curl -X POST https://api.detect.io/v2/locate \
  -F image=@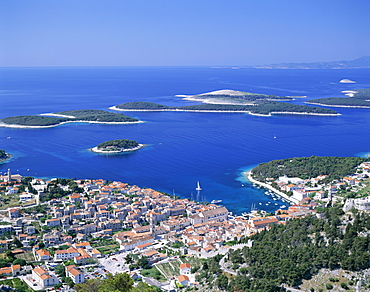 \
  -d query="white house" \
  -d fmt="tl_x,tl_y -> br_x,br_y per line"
120,235 -> 154,252
179,263 -> 191,275
54,247 -> 80,261
32,266 -> 59,288
66,265 -> 85,284
36,249 -> 51,261
292,189 -> 307,202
